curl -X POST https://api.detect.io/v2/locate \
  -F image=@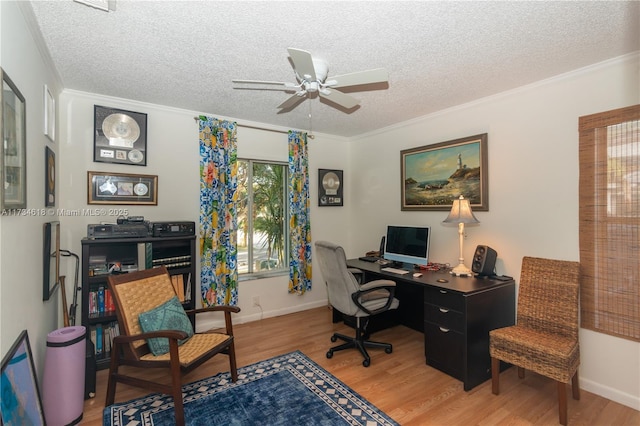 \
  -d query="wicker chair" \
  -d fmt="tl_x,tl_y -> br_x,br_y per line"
105,266 -> 240,425
489,256 -> 580,425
